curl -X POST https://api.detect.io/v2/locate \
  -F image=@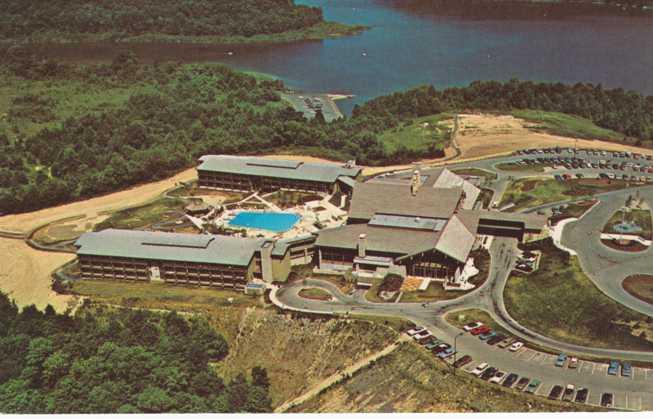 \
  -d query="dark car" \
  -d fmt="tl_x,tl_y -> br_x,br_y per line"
515,377 -> 530,391
548,385 -> 564,400
480,367 -> 498,381
601,393 -> 613,408
432,344 -> 450,354
502,373 -> 519,388
453,355 -> 472,368
574,388 -> 589,404
487,334 -> 505,345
